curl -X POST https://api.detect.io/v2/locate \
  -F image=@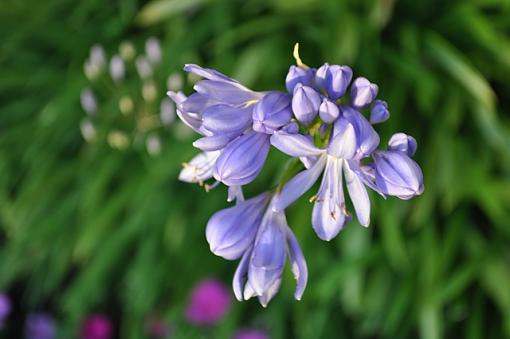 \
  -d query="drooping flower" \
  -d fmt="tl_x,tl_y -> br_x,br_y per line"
206,193 -> 270,260
25,313 -> 56,339
80,314 -> 112,339
185,279 -> 231,326
232,199 -> 307,307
